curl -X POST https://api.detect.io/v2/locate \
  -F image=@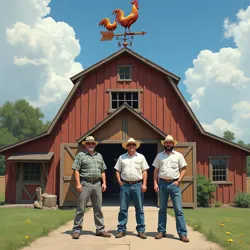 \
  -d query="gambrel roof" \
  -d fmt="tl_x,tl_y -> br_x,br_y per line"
0,48 -> 249,154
